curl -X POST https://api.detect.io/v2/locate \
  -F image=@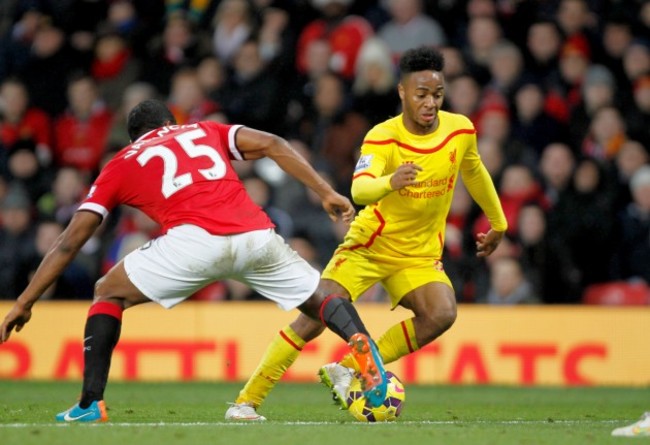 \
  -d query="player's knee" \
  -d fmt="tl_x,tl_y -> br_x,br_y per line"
93,276 -> 119,302
291,314 -> 325,342
435,305 -> 457,332
420,304 -> 457,335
